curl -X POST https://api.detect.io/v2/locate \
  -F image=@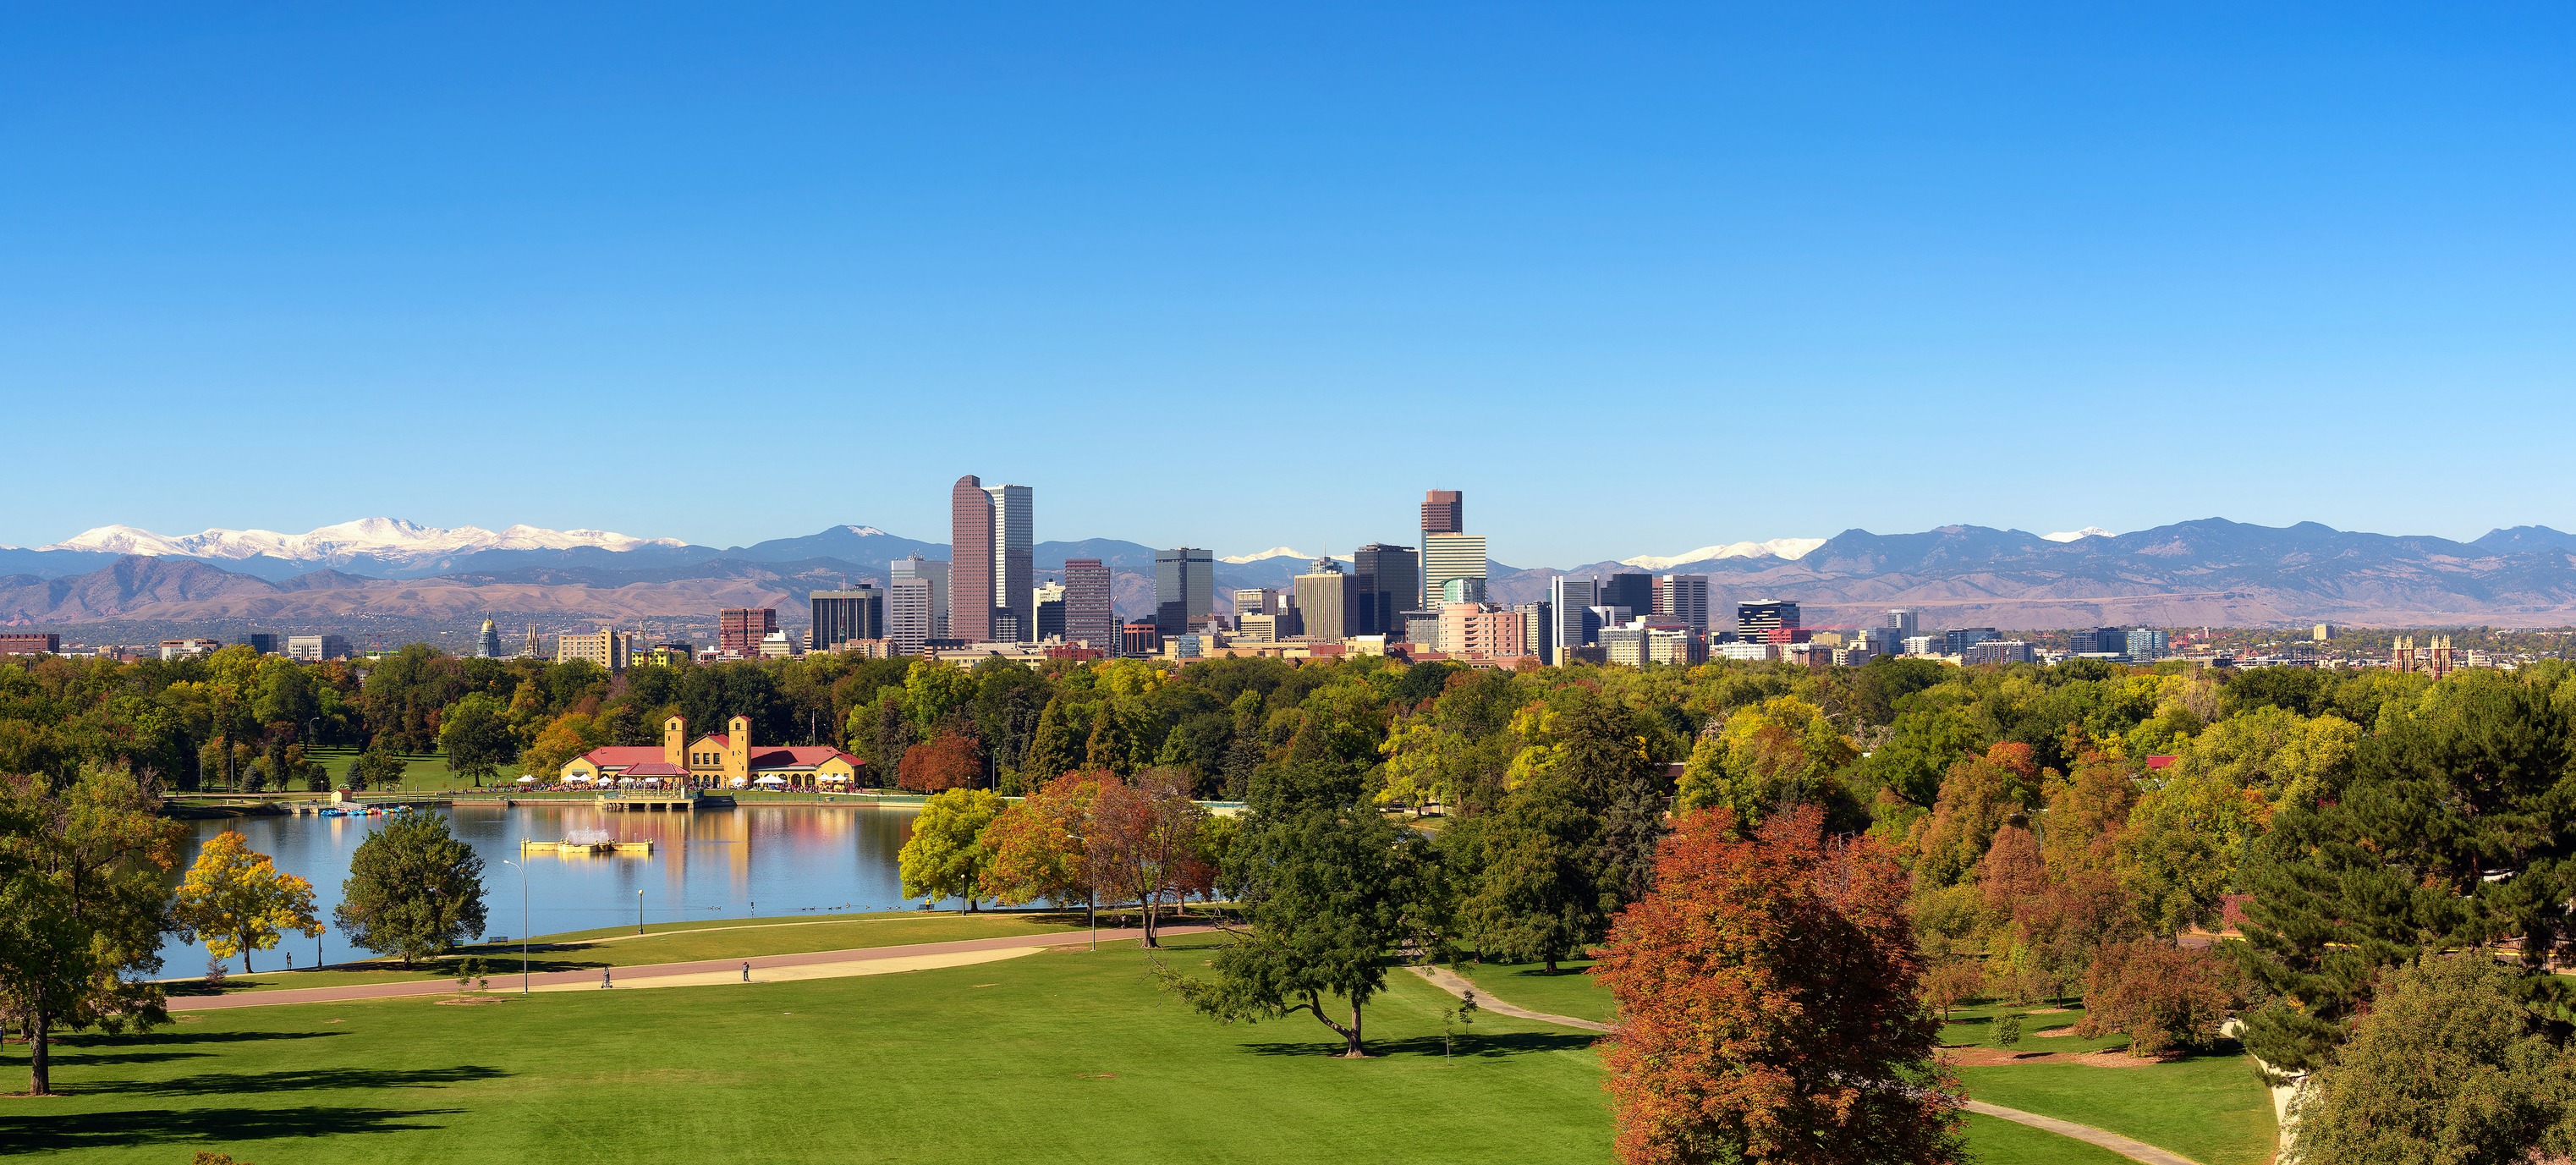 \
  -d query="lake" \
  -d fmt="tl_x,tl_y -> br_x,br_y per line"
163,804 -> 927,974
